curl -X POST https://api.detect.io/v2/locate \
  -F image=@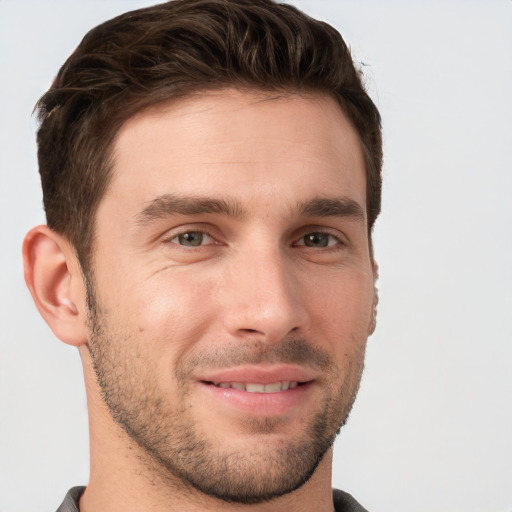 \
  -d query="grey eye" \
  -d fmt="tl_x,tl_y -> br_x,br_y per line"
173,231 -> 208,246
297,232 -> 339,248
303,233 -> 329,247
